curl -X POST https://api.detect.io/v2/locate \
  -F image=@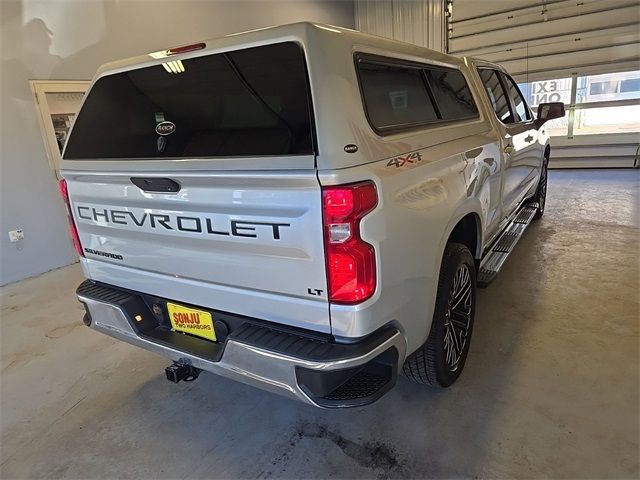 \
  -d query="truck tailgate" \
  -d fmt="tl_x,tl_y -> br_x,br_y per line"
66,171 -> 330,332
